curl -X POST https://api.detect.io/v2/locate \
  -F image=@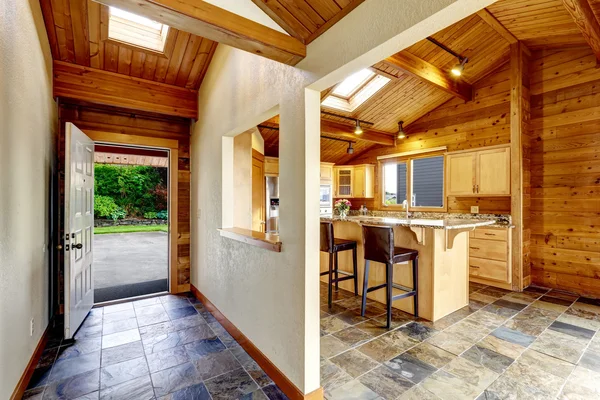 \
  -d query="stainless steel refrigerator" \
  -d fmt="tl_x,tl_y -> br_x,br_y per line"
265,176 -> 279,233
